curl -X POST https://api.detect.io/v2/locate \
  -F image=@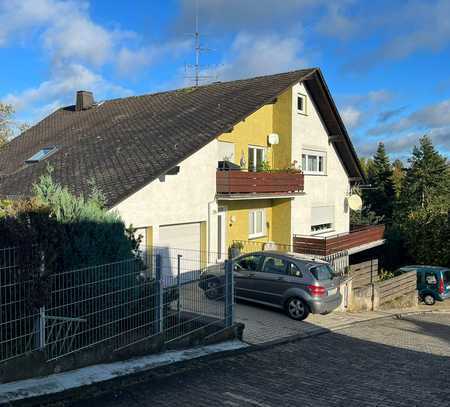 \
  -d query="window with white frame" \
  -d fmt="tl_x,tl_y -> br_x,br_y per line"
248,146 -> 266,172
301,150 -> 326,174
249,208 -> 266,239
297,93 -> 307,114
311,206 -> 334,234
